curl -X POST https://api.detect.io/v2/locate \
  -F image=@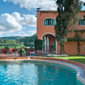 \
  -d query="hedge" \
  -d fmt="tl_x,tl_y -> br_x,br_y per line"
67,38 -> 85,41
34,39 -> 42,50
